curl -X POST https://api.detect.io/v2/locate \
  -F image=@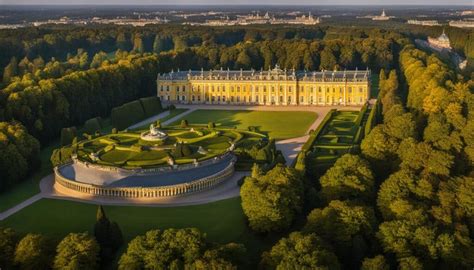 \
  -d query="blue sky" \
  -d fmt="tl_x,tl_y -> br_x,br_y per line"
2,0 -> 472,5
